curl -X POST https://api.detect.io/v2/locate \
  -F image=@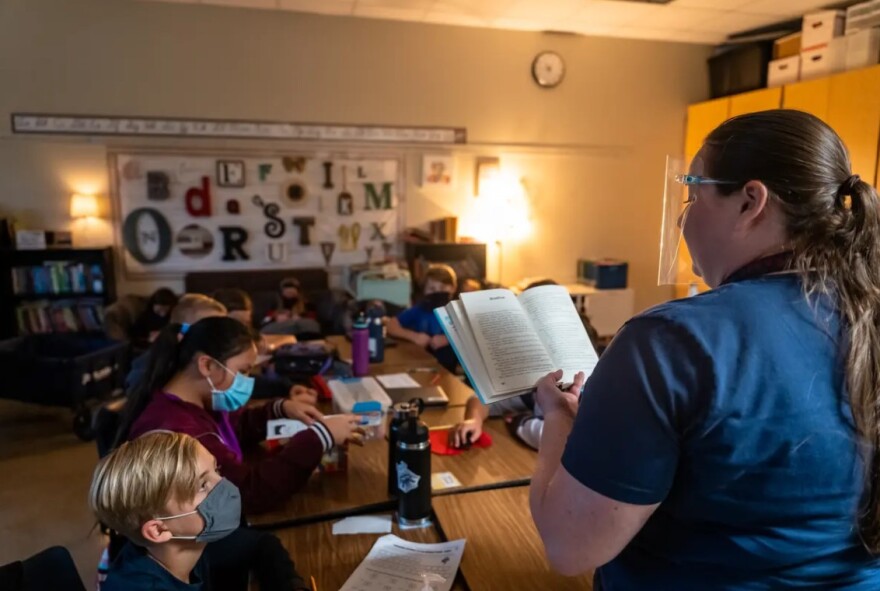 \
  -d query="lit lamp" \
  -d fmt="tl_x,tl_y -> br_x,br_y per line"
70,193 -> 99,219
469,171 -> 531,284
